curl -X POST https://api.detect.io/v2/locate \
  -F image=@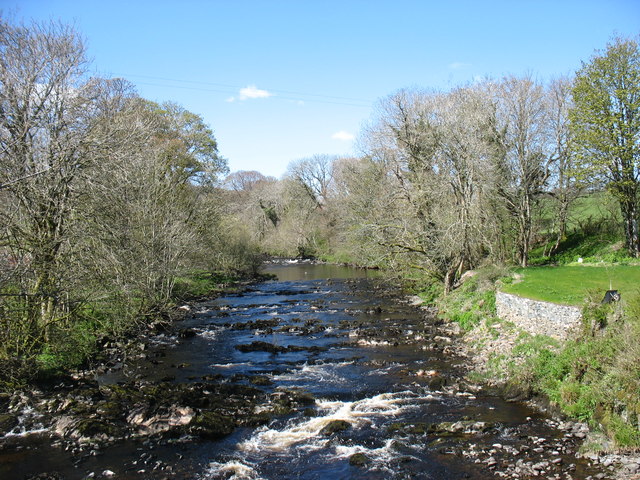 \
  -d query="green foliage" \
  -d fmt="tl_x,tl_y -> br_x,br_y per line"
529,191 -> 625,266
570,35 -> 640,257
436,266 -> 506,331
416,280 -> 445,305
173,271 -> 241,300
605,413 -> 640,448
